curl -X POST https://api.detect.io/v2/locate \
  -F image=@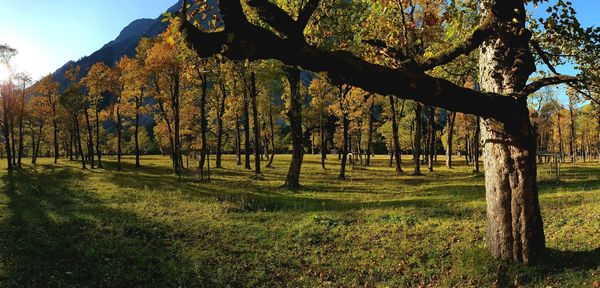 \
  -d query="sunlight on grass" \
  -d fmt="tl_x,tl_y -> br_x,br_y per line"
0,155 -> 598,287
